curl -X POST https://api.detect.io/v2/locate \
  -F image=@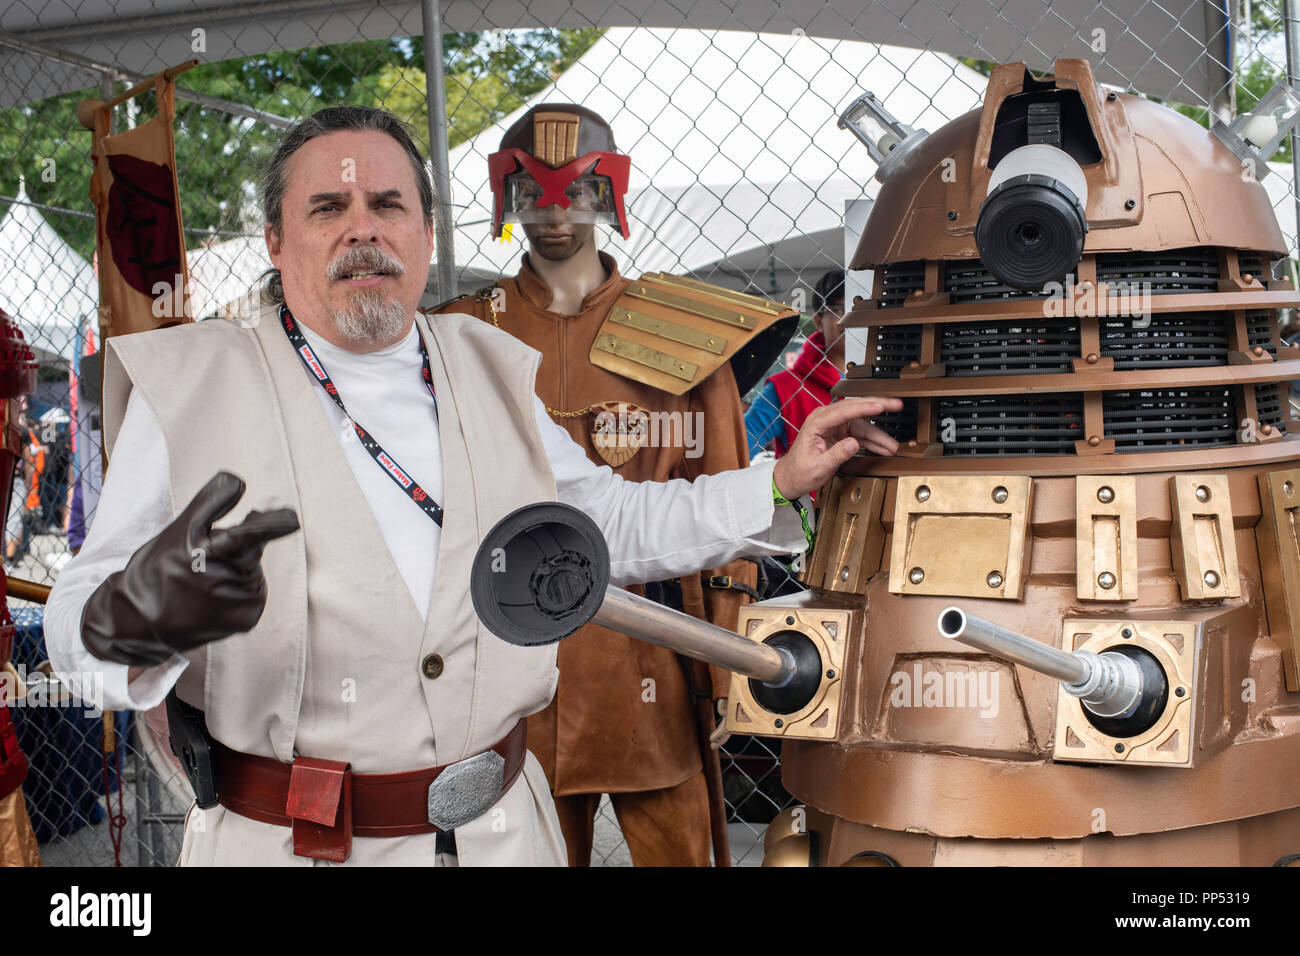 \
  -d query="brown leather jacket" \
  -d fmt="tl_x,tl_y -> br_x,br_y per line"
428,252 -> 757,795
